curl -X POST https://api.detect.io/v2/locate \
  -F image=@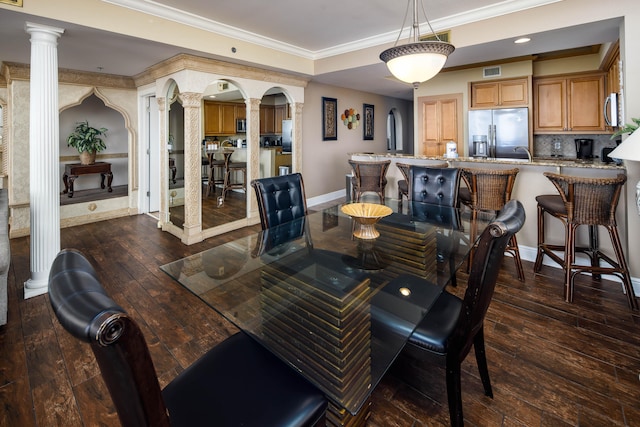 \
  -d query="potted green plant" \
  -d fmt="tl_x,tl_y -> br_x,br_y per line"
67,120 -> 108,165
611,117 -> 640,138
